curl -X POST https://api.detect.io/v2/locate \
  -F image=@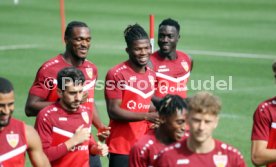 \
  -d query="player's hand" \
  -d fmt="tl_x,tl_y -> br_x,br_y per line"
81,91 -> 88,104
145,112 -> 159,123
72,125 -> 90,145
90,141 -> 109,156
97,126 -> 111,142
